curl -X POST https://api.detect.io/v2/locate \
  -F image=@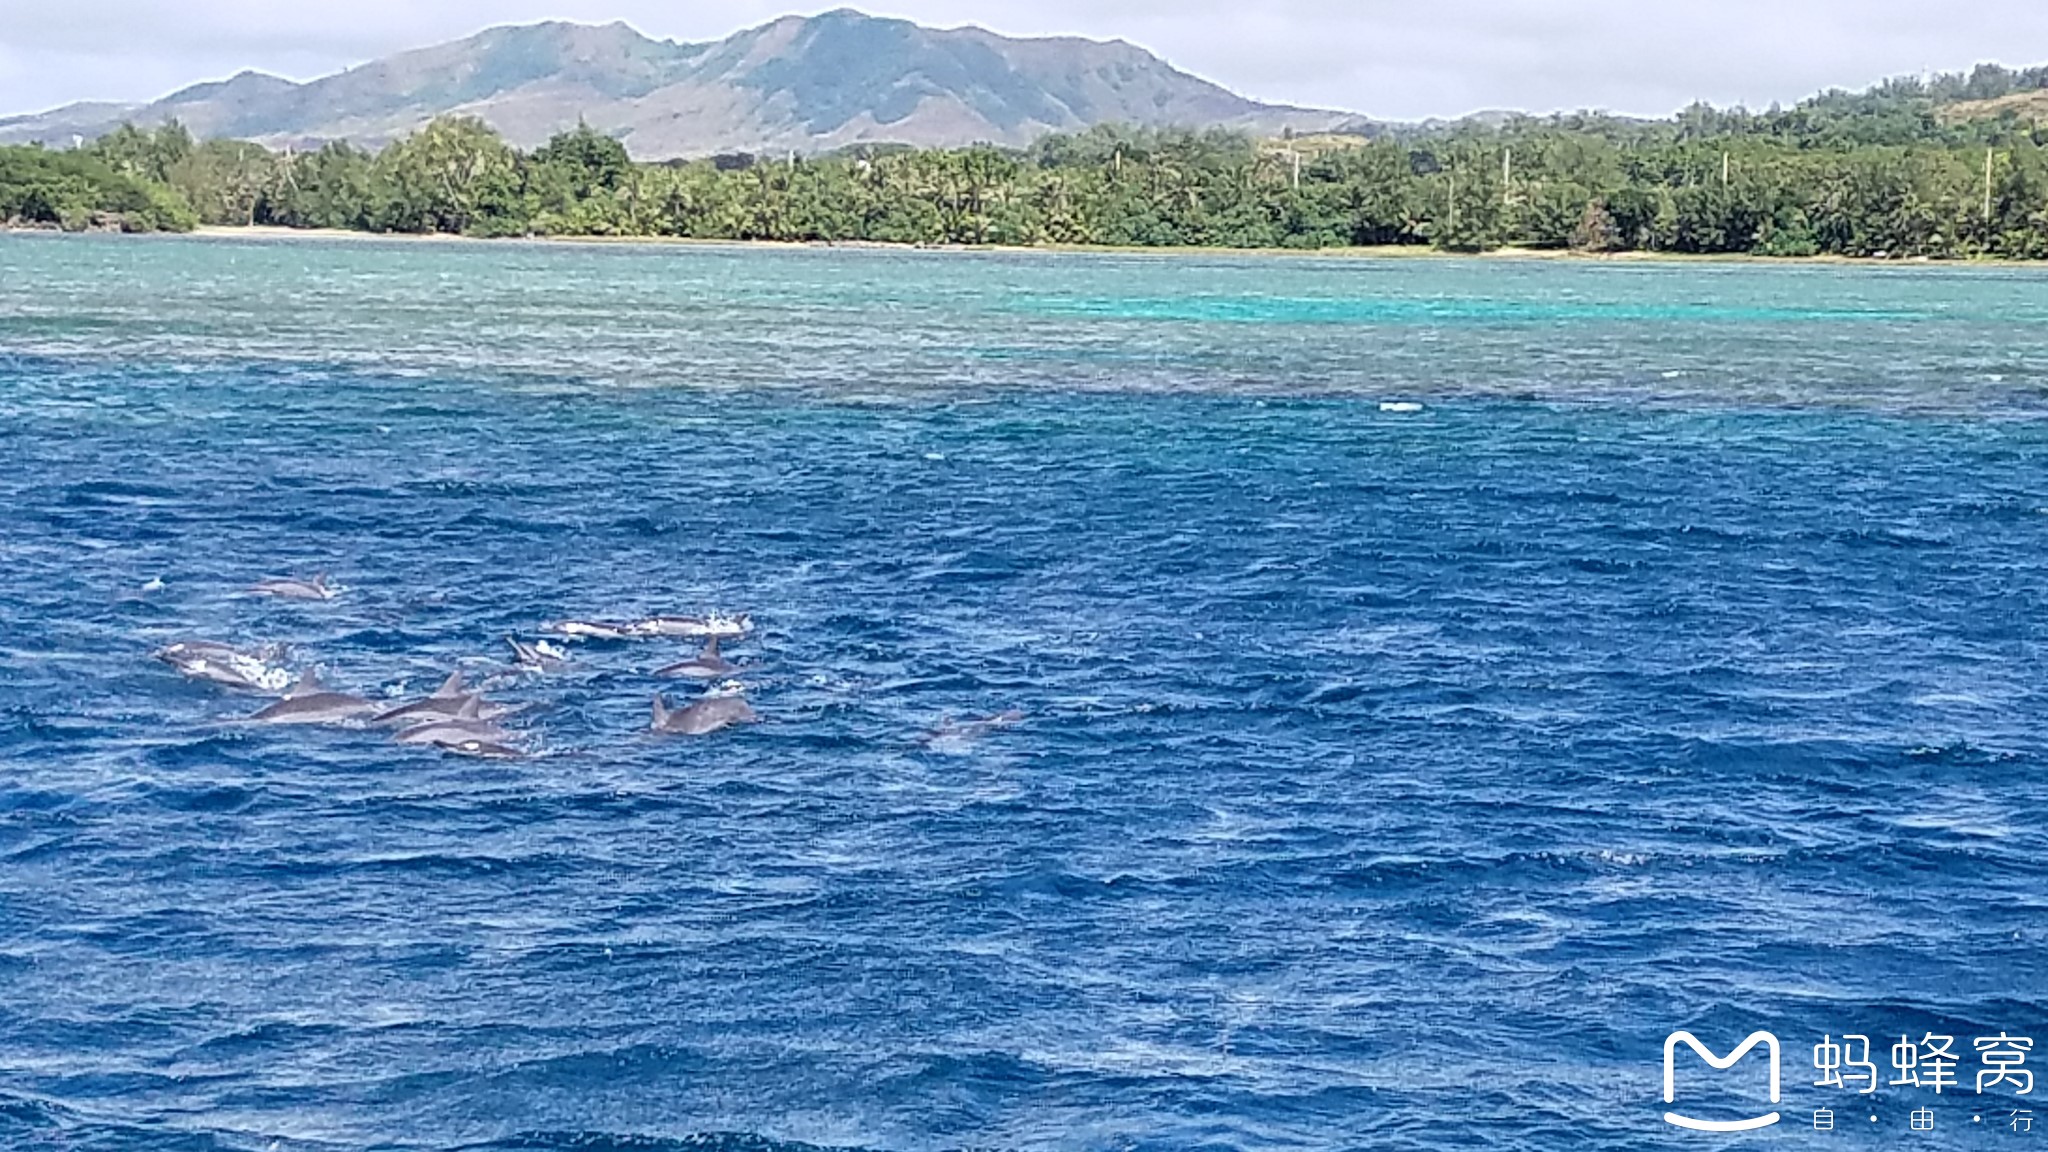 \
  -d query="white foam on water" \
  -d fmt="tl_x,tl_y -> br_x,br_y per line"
1893,811 -> 2011,839
223,654 -> 295,693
